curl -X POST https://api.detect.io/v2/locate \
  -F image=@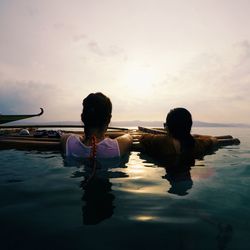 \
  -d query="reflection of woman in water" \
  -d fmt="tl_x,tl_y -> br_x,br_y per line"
79,156 -> 129,225
161,153 -> 195,196
81,164 -> 115,225
68,156 -> 129,225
